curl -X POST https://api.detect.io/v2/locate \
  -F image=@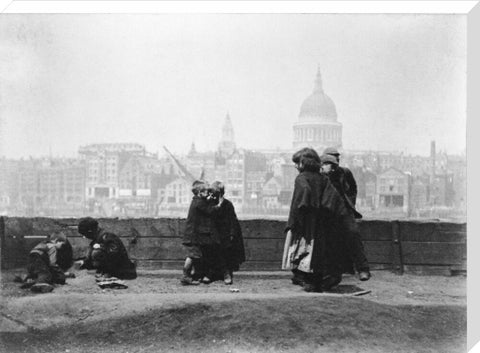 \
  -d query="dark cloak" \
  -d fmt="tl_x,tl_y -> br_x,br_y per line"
84,229 -> 136,279
286,171 -> 354,276
213,198 -> 246,272
327,167 -> 362,219
183,196 -> 220,246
